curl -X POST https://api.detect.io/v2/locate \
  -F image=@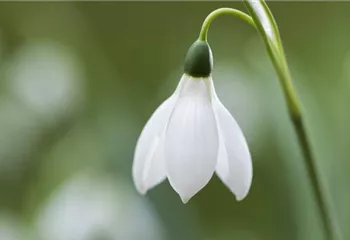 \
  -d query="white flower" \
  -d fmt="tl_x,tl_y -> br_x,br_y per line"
132,74 -> 252,203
